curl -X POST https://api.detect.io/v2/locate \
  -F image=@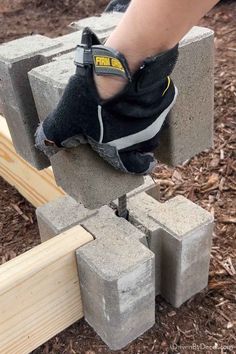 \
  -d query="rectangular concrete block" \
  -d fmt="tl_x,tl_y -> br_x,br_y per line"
82,205 -> 148,246
37,200 -> 154,349
123,193 -> 163,295
76,206 -> 155,350
36,195 -> 97,242
127,193 -> 214,307
155,26 -> 214,165
0,32 -> 84,169
69,12 -> 123,40
29,56 -> 143,209
0,35 -> 60,168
